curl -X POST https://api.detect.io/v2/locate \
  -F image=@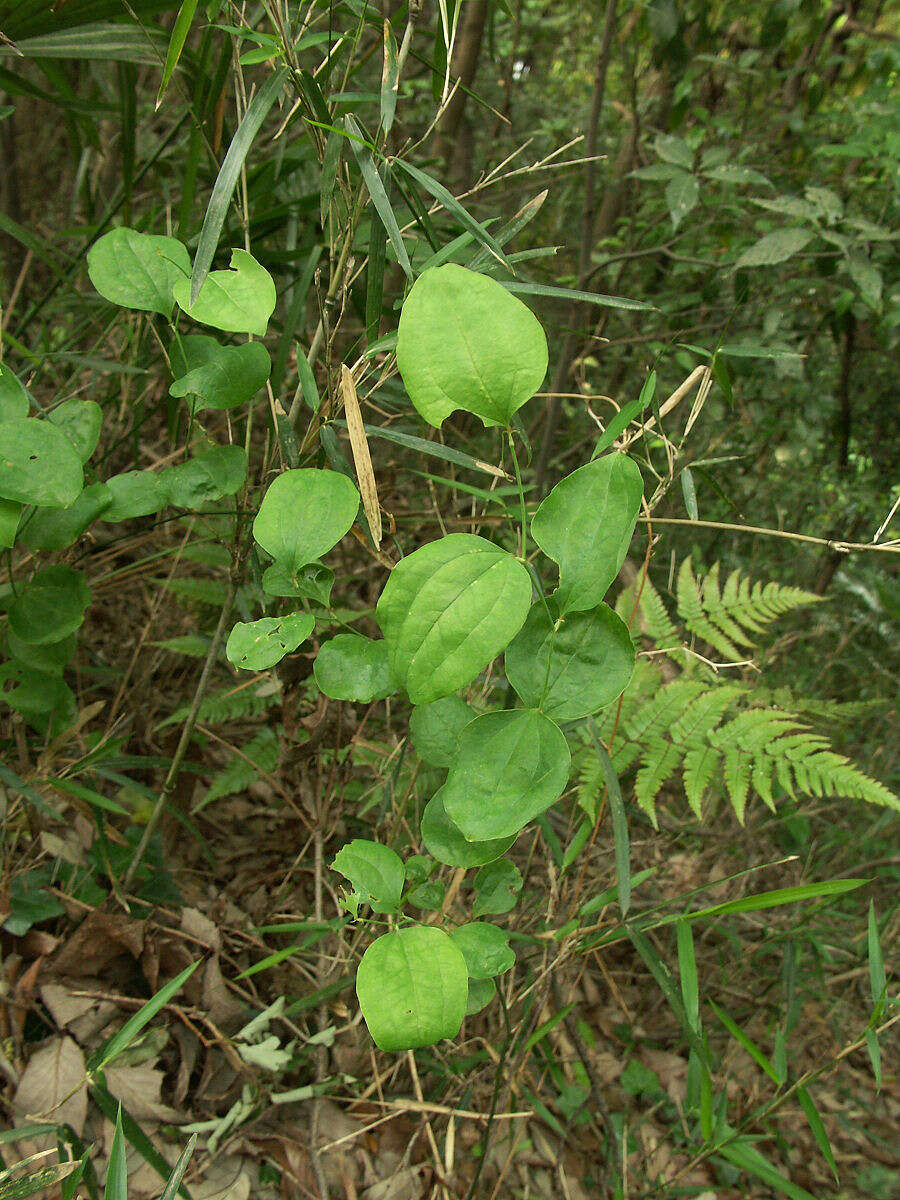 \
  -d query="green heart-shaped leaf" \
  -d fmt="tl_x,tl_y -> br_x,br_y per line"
356,926 -> 467,1051
314,634 -> 397,702
450,922 -> 515,979
225,612 -> 314,671
532,454 -> 643,613
420,794 -> 515,868
332,840 -> 404,913
169,341 -> 271,412
7,566 -> 91,645
48,399 -> 103,464
253,469 -> 359,571
505,601 -> 635,720
19,482 -> 112,551
439,708 -> 570,840
377,534 -> 531,705
174,248 -> 276,335
472,859 -> 522,917
0,365 -> 29,421
87,227 -> 190,316
0,419 -> 83,508
396,264 -> 548,428
409,696 -> 478,768
100,471 -> 168,521
161,445 -> 247,509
